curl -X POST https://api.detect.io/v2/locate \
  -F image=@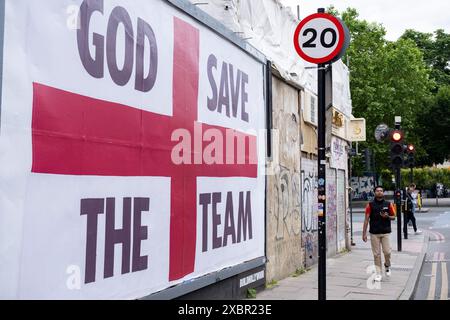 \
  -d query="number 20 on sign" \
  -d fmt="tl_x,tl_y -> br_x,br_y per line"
293,13 -> 349,64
